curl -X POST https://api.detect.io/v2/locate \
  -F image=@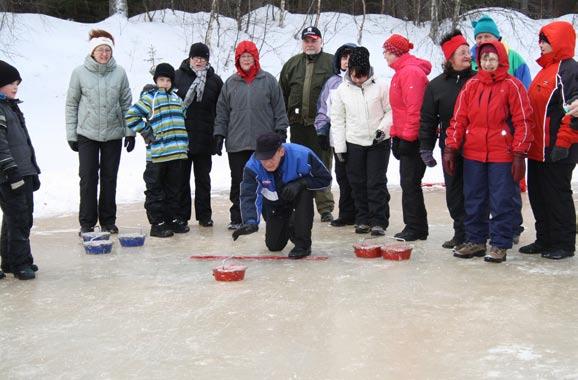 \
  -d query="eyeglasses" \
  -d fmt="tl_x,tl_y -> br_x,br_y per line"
191,57 -> 207,62
94,47 -> 112,54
